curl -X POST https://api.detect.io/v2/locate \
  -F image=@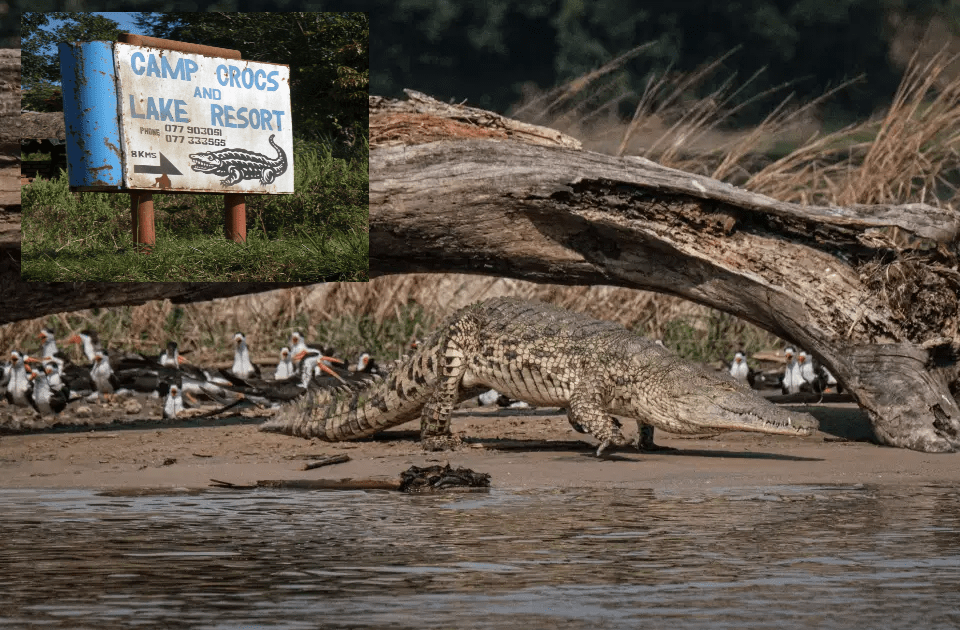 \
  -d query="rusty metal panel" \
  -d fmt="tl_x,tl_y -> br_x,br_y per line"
58,41 -> 124,189
113,42 -> 294,194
